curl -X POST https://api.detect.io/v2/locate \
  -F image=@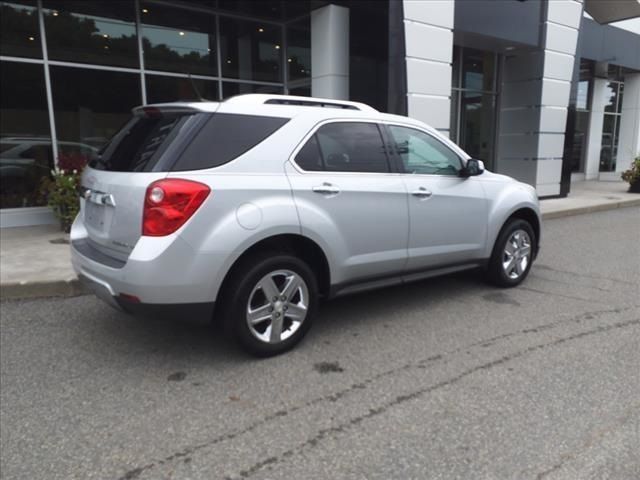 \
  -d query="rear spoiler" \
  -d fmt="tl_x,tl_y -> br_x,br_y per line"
131,102 -> 220,117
